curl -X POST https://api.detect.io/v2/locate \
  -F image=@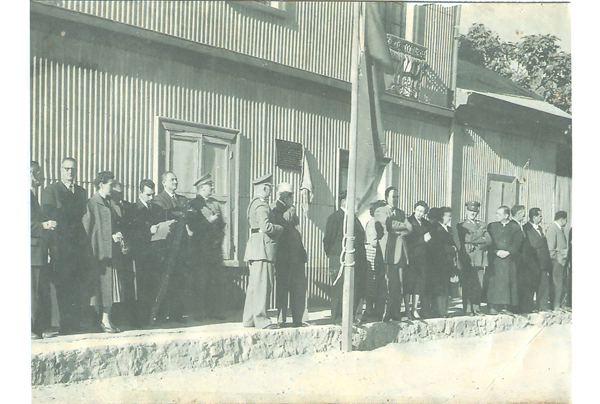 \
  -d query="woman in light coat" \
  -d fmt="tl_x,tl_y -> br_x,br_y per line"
83,171 -> 123,333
